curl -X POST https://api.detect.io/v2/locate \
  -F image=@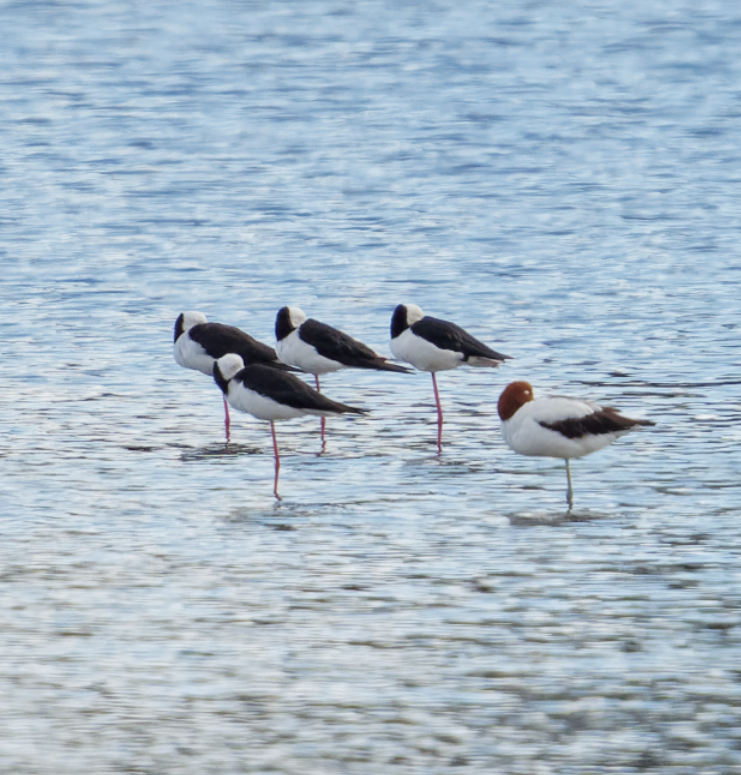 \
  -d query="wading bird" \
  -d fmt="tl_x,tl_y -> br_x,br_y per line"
390,303 -> 510,453
214,353 -> 366,499
276,305 -> 409,445
174,311 -> 292,442
497,380 -> 655,509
